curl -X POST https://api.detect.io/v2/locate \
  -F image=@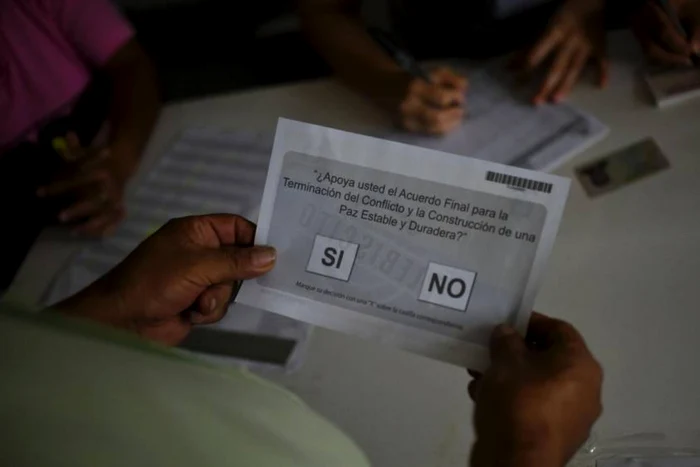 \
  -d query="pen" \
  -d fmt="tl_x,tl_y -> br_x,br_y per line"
655,0 -> 700,66
367,27 -> 432,82
368,27 -> 465,111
